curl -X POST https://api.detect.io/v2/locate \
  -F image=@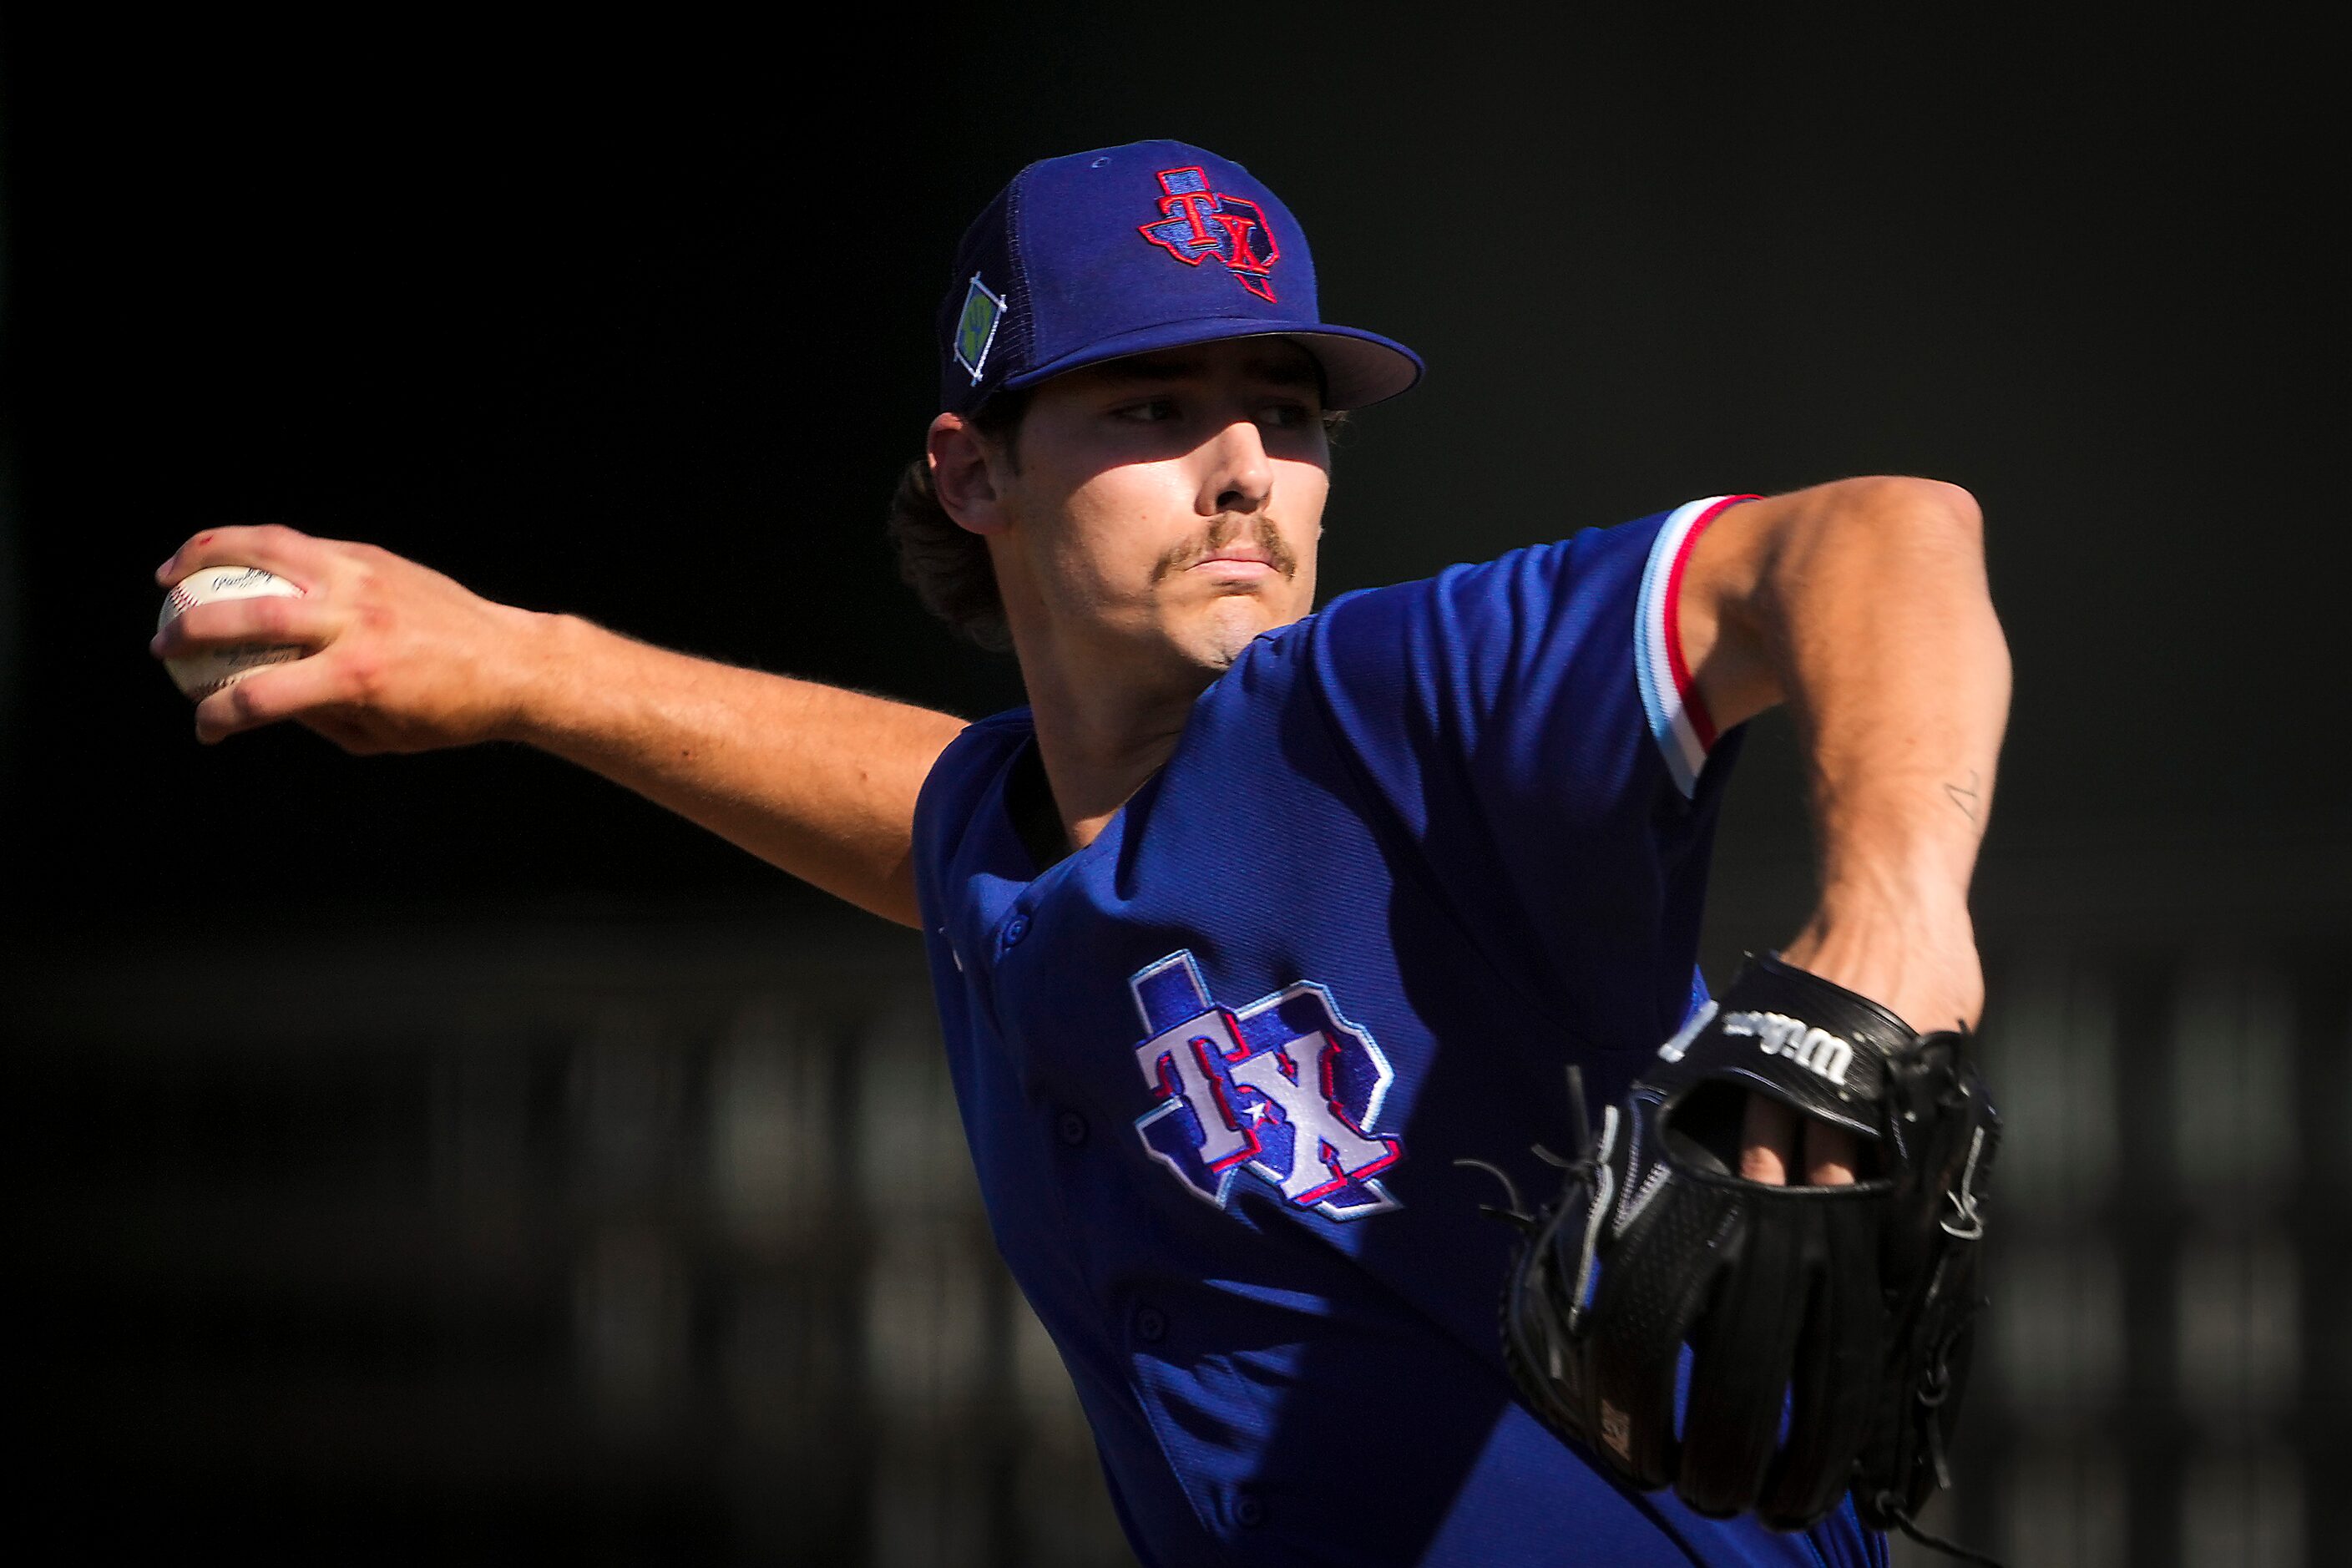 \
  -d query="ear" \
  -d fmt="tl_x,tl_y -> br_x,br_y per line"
928,412 -> 1011,535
